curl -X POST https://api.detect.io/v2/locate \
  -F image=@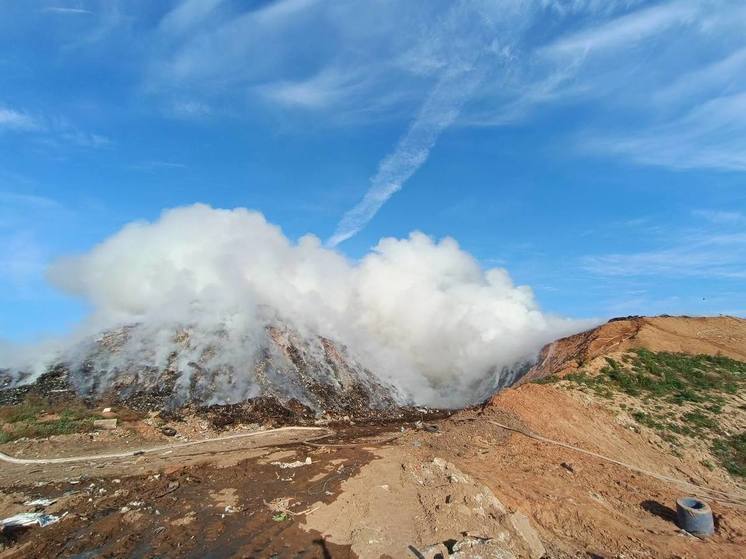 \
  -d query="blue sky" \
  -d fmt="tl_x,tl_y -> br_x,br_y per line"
1,0 -> 745,342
